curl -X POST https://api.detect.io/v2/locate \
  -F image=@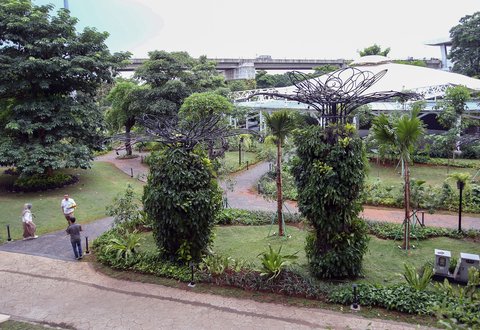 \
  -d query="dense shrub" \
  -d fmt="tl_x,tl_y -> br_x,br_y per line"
365,221 -> 480,240
292,124 -> 369,279
328,283 -> 439,314
11,173 -> 78,192
93,230 -> 192,281
216,208 -> 304,226
143,148 -> 222,262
